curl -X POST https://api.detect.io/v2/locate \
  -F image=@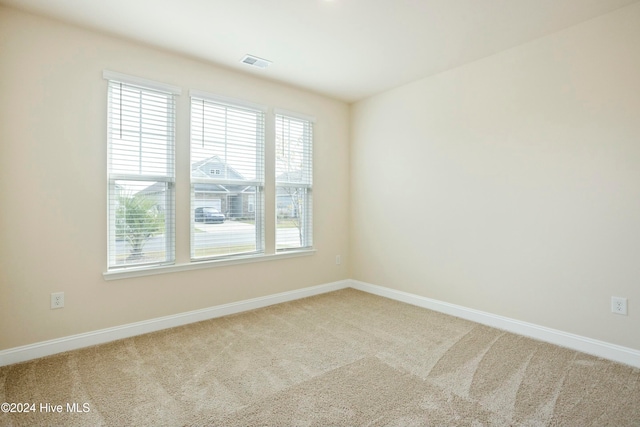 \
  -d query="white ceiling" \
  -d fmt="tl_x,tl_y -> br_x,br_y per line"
1,0 -> 638,102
